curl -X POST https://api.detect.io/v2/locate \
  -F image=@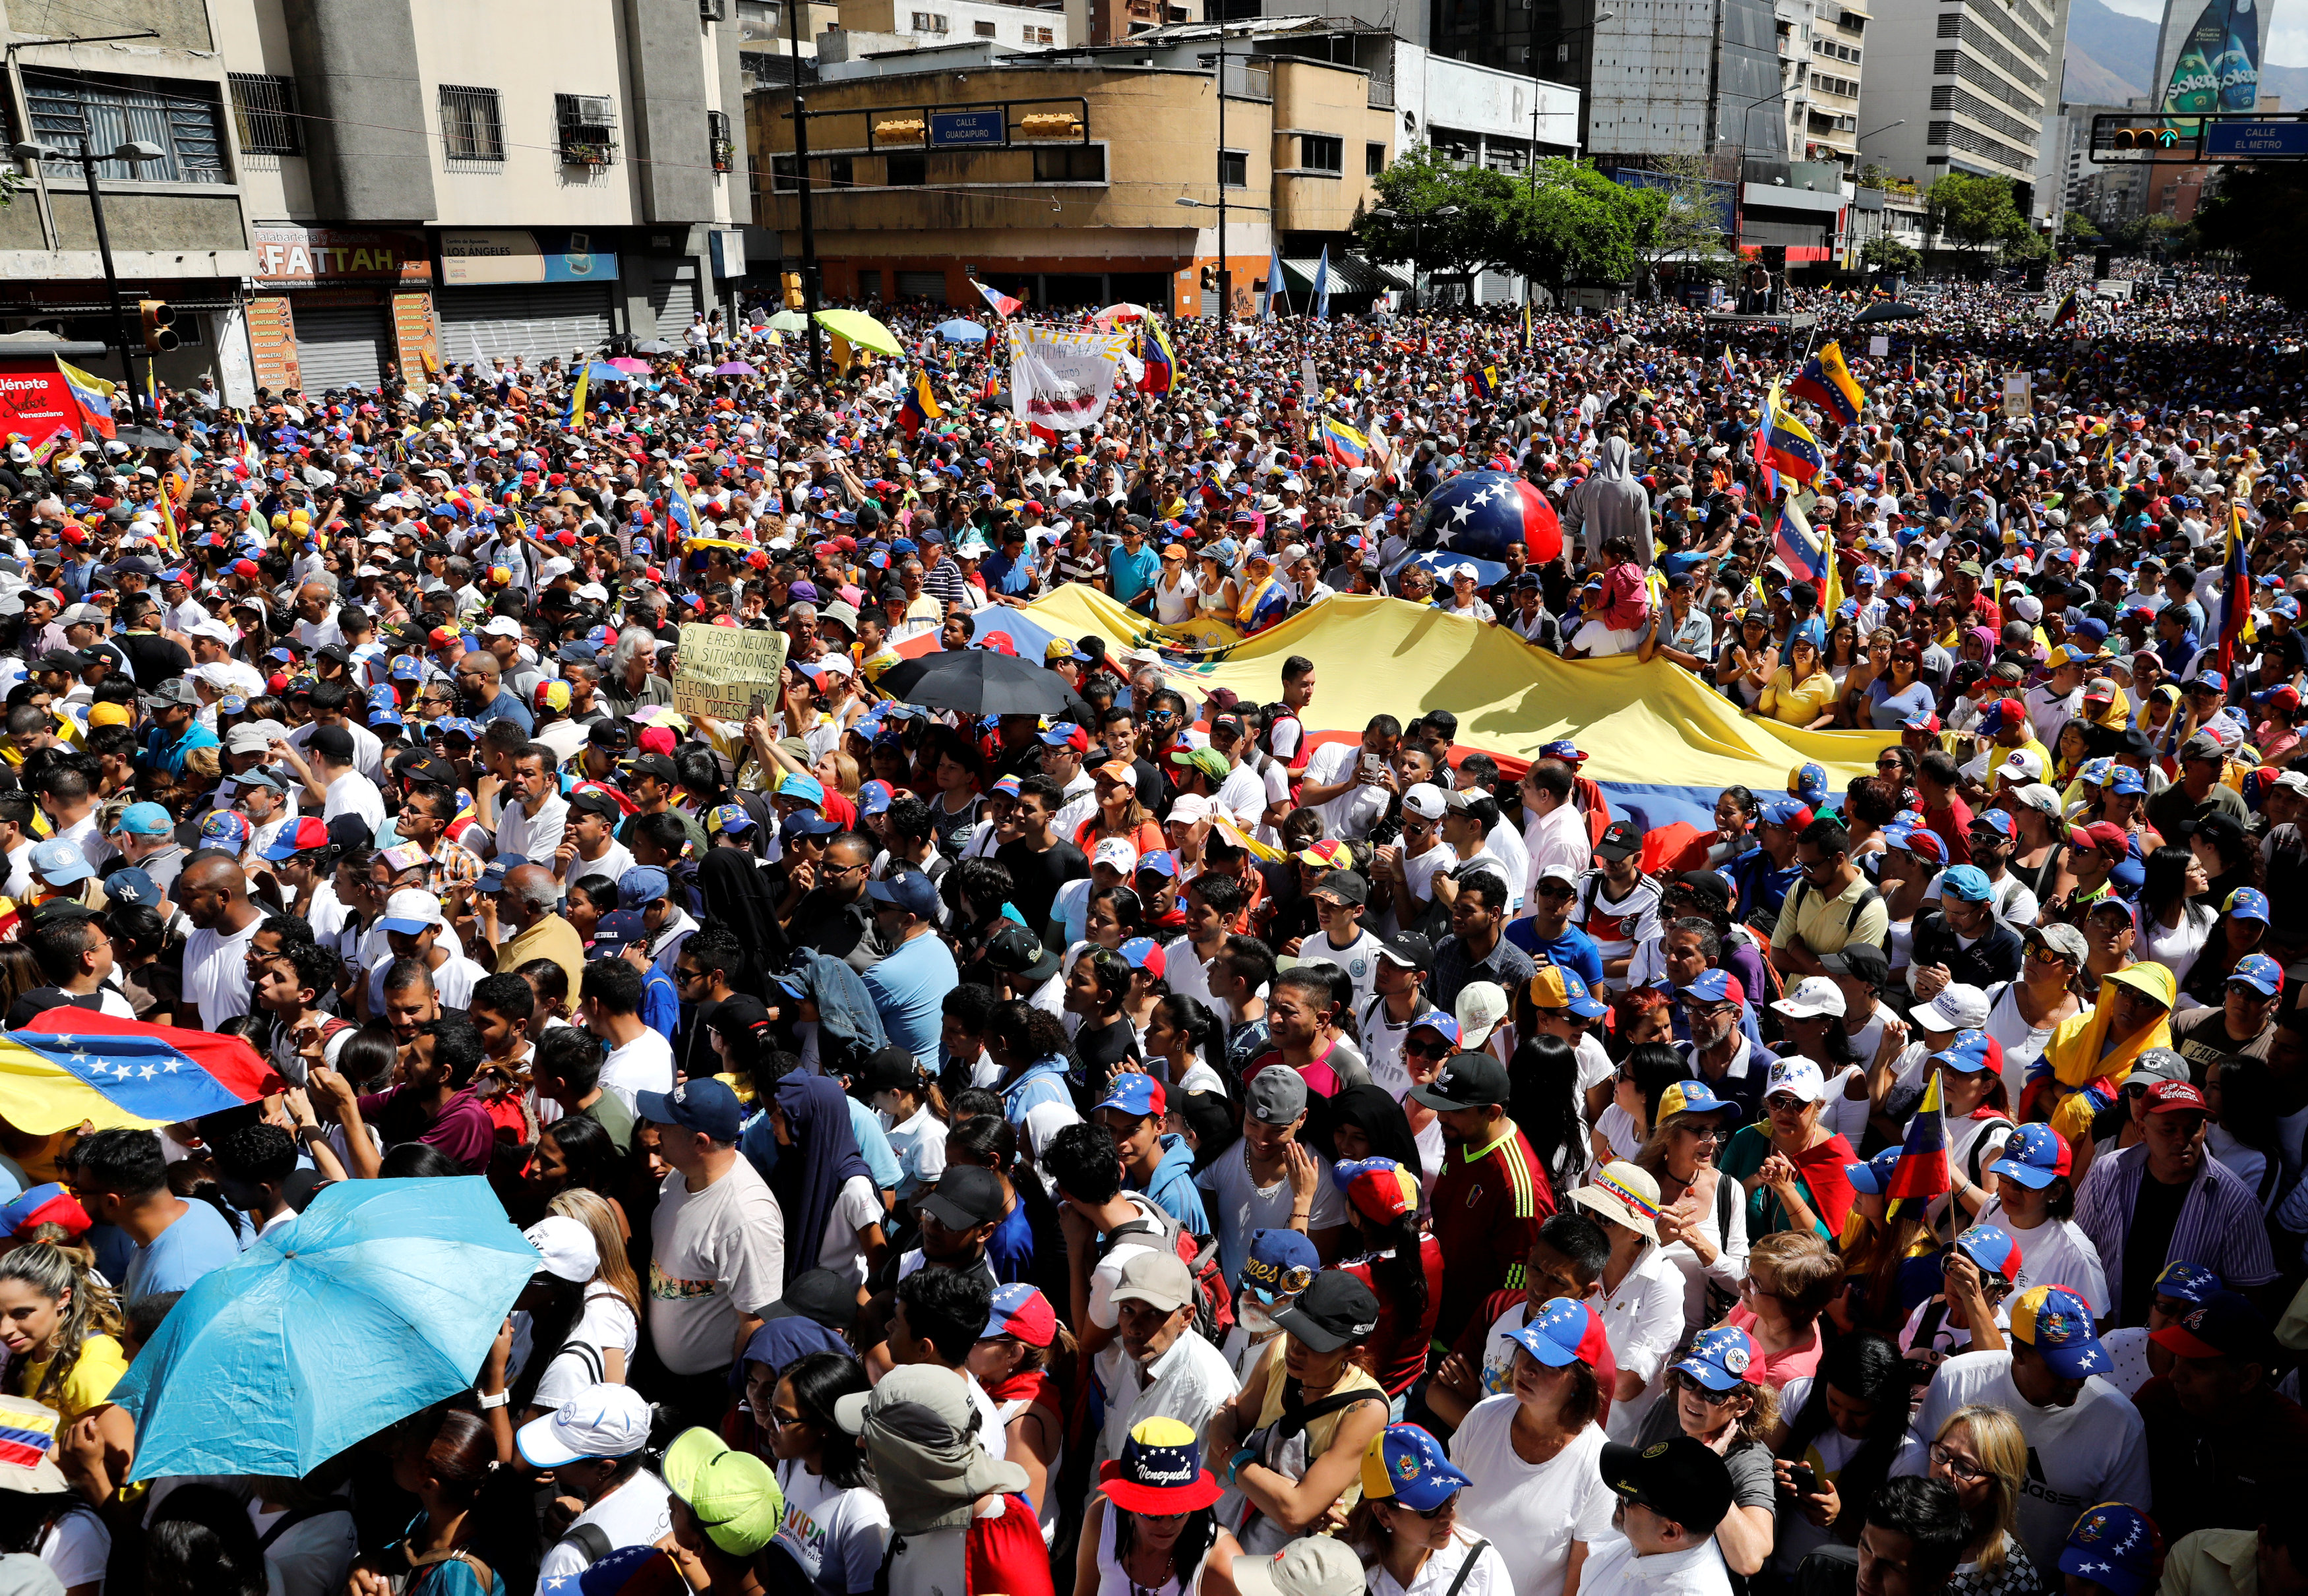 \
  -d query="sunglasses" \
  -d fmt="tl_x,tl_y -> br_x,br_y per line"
1404,1036 -> 1451,1058
1673,1371 -> 1738,1405
1407,1489 -> 1462,1520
